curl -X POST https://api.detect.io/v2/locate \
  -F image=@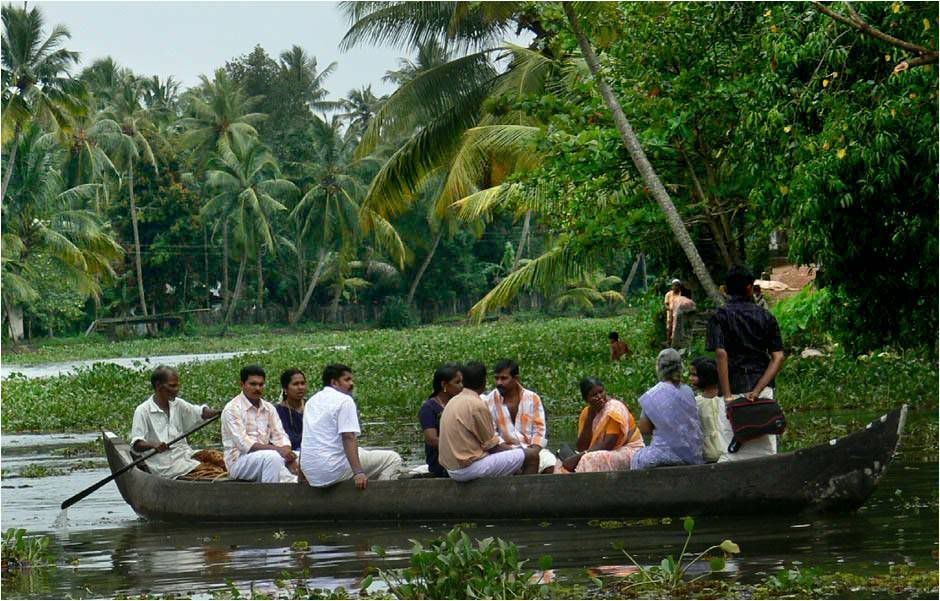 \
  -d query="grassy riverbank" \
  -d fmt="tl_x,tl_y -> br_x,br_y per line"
2,314 -> 937,457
